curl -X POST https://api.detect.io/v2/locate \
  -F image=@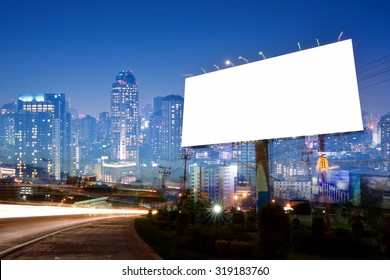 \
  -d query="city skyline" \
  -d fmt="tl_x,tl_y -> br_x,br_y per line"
1,0 -> 390,118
